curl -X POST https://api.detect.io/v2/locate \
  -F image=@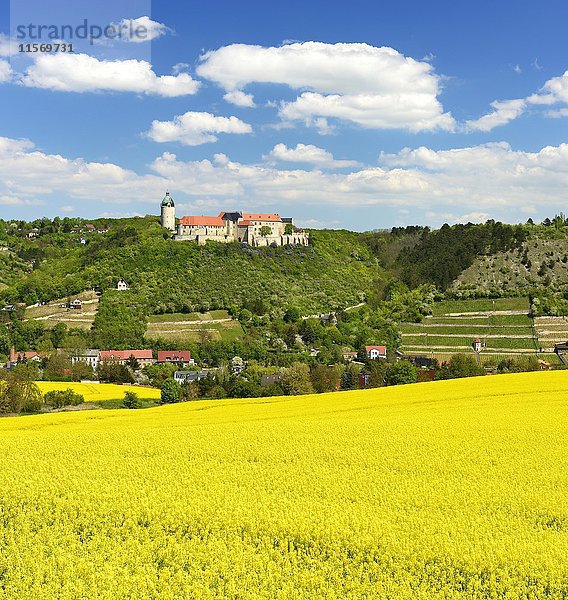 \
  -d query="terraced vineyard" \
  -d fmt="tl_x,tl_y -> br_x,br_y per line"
146,310 -> 244,343
534,316 -> 568,352
24,290 -> 99,330
400,297 -> 550,364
